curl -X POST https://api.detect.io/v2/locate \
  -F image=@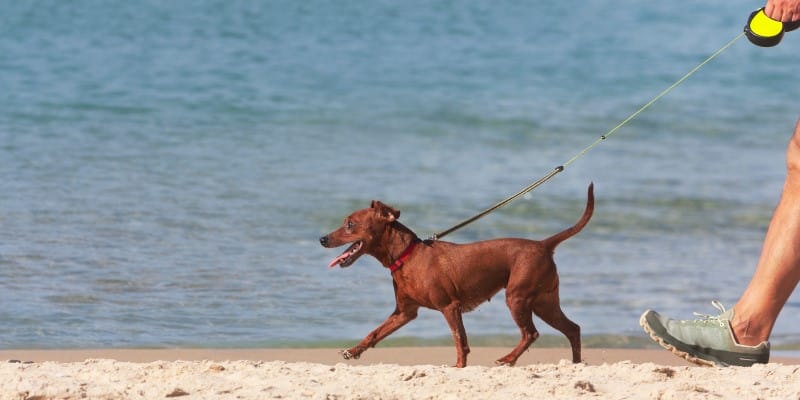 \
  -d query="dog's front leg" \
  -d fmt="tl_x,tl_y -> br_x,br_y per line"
441,302 -> 470,368
341,305 -> 419,361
